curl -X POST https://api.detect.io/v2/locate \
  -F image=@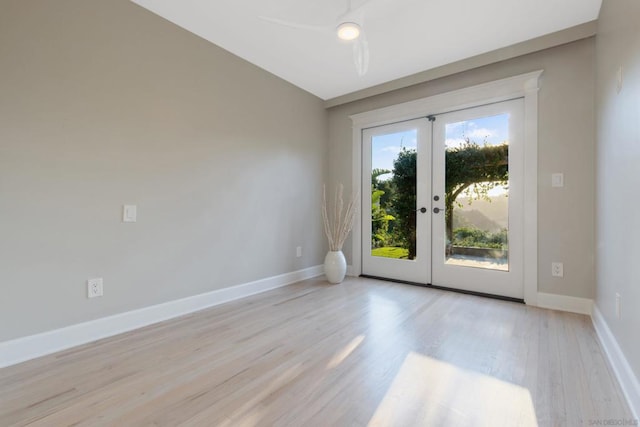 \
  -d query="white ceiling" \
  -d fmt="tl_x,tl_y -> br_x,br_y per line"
131,0 -> 602,101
